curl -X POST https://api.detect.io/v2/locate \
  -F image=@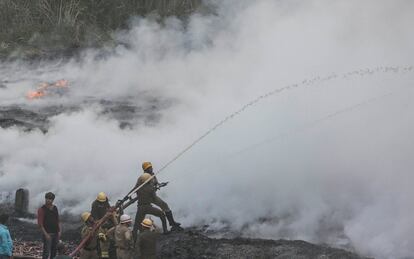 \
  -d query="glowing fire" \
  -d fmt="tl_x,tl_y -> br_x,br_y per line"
54,79 -> 68,88
26,90 -> 46,99
26,79 -> 69,100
